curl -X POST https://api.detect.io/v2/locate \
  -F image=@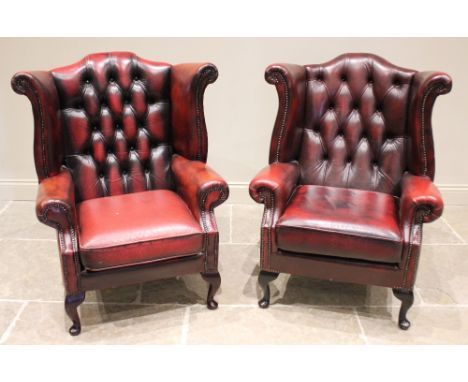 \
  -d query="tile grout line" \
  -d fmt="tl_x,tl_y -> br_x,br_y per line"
440,216 -> 466,244
221,242 -> 260,246
353,308 -> 369,345
2,238 -> 56,242
229,204 -> 233,244
180,306 -> 191,345
424,243 -> 468,246
0,301 -> 28,344
414,288 -> 425,306
0,200 -> 13,217
1,298 -> 468,308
